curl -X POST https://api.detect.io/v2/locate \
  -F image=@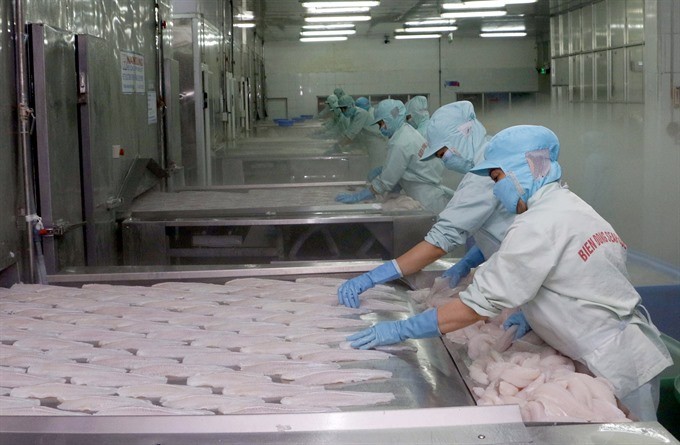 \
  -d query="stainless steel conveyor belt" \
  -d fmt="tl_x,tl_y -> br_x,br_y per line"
2,275 -> 678,444
122,186 -> 435,266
